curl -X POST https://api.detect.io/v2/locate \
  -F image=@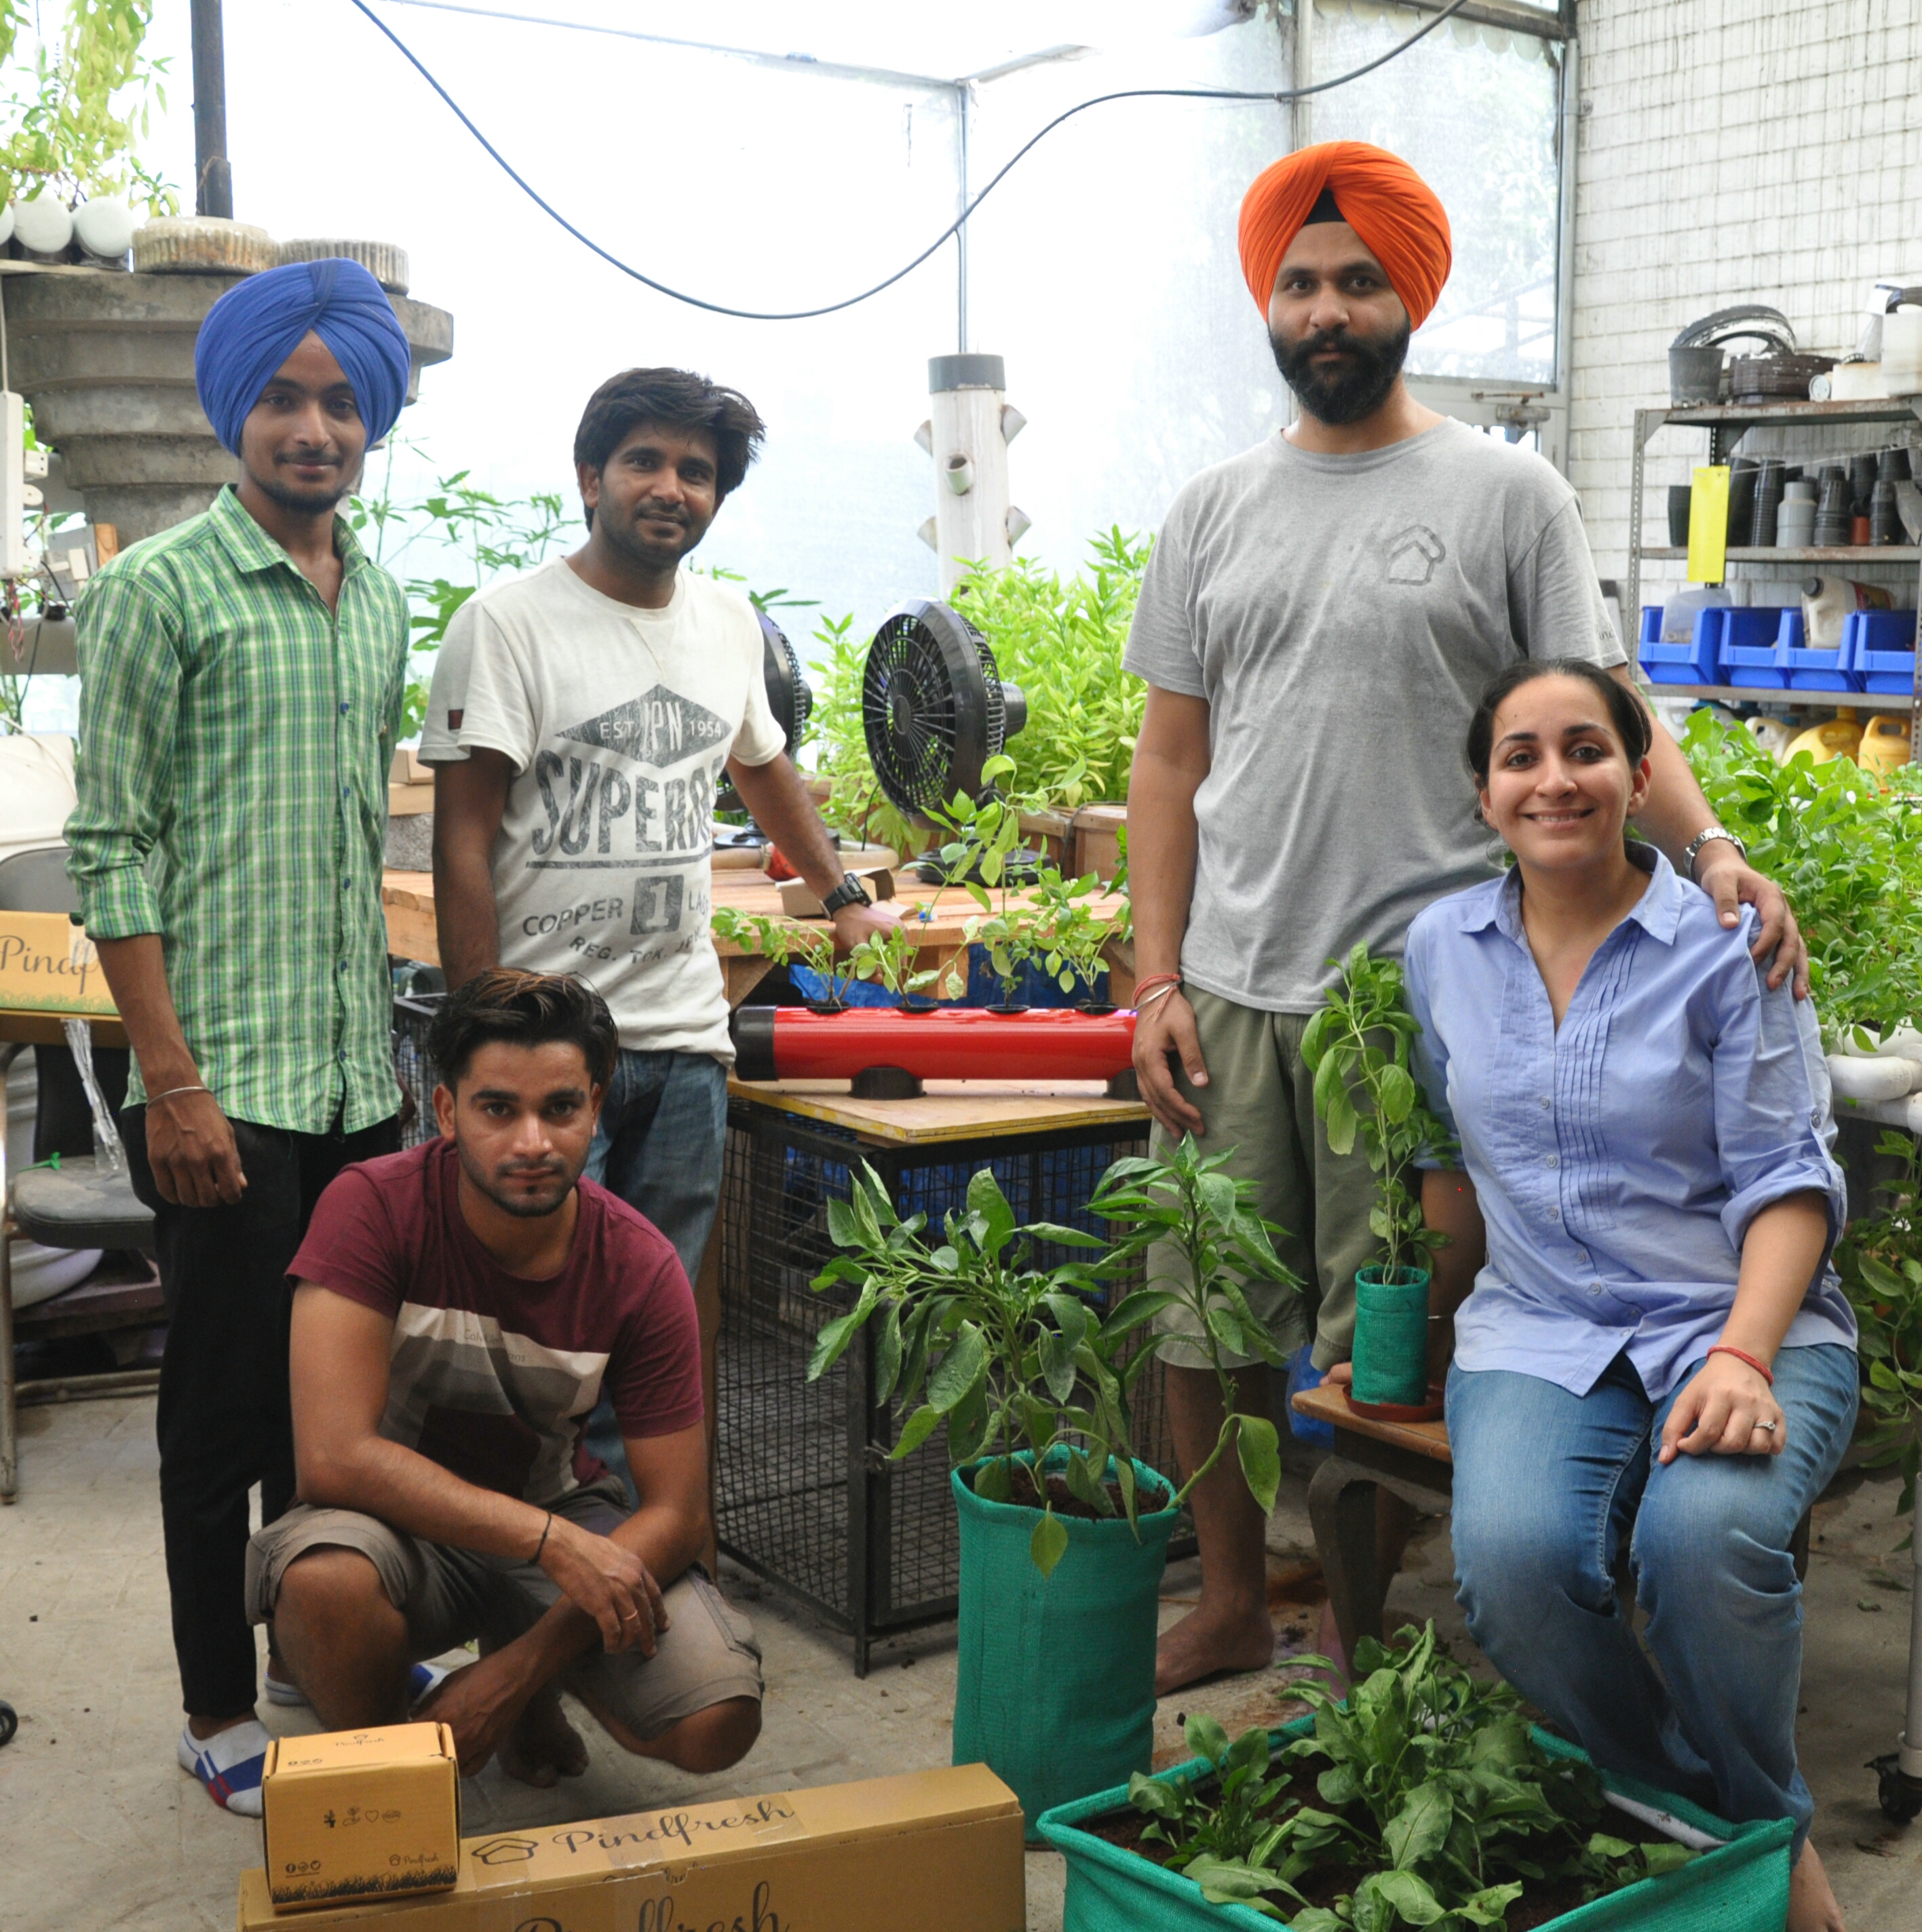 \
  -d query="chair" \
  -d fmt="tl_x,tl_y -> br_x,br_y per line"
1288,1382 -> 1811,1663
0,845 -> 160,1505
